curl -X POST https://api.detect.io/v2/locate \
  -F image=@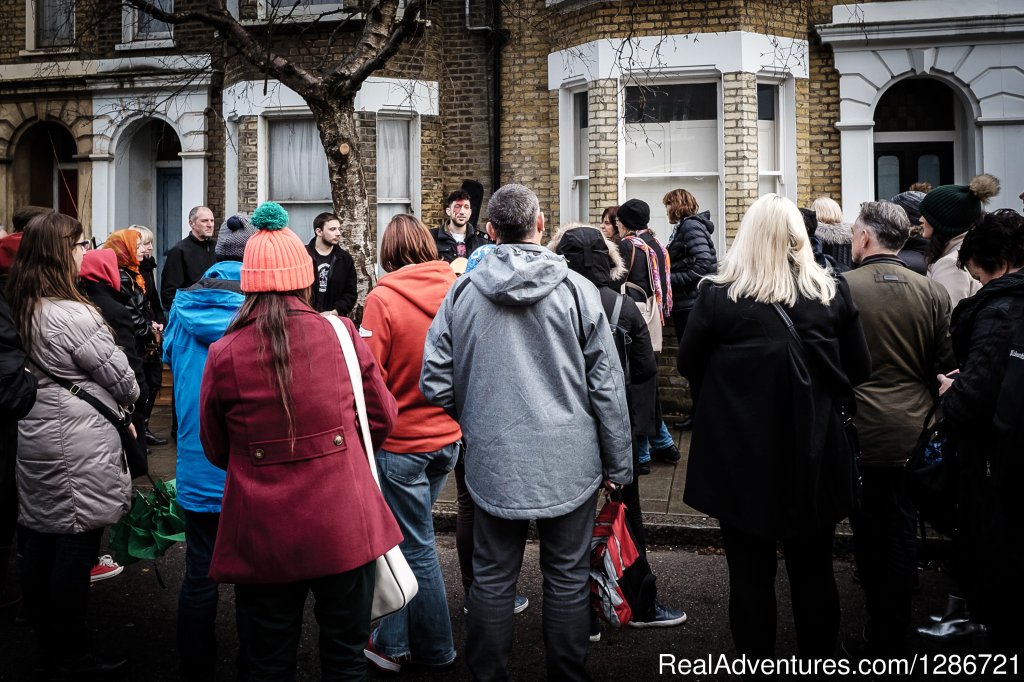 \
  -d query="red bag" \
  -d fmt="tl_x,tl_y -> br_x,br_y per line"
589,498 -> 640,628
